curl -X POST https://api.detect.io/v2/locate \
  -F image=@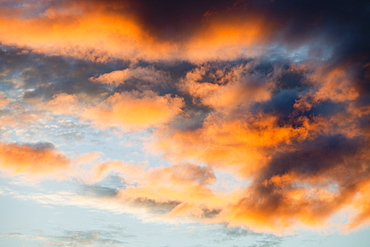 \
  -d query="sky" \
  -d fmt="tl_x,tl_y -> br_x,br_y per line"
0,0 -> 369,246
